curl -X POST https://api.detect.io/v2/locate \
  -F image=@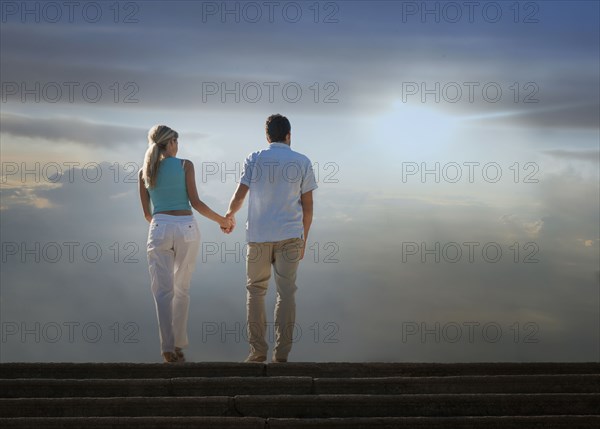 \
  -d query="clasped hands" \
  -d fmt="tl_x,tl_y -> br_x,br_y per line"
220,212 -> 236,234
